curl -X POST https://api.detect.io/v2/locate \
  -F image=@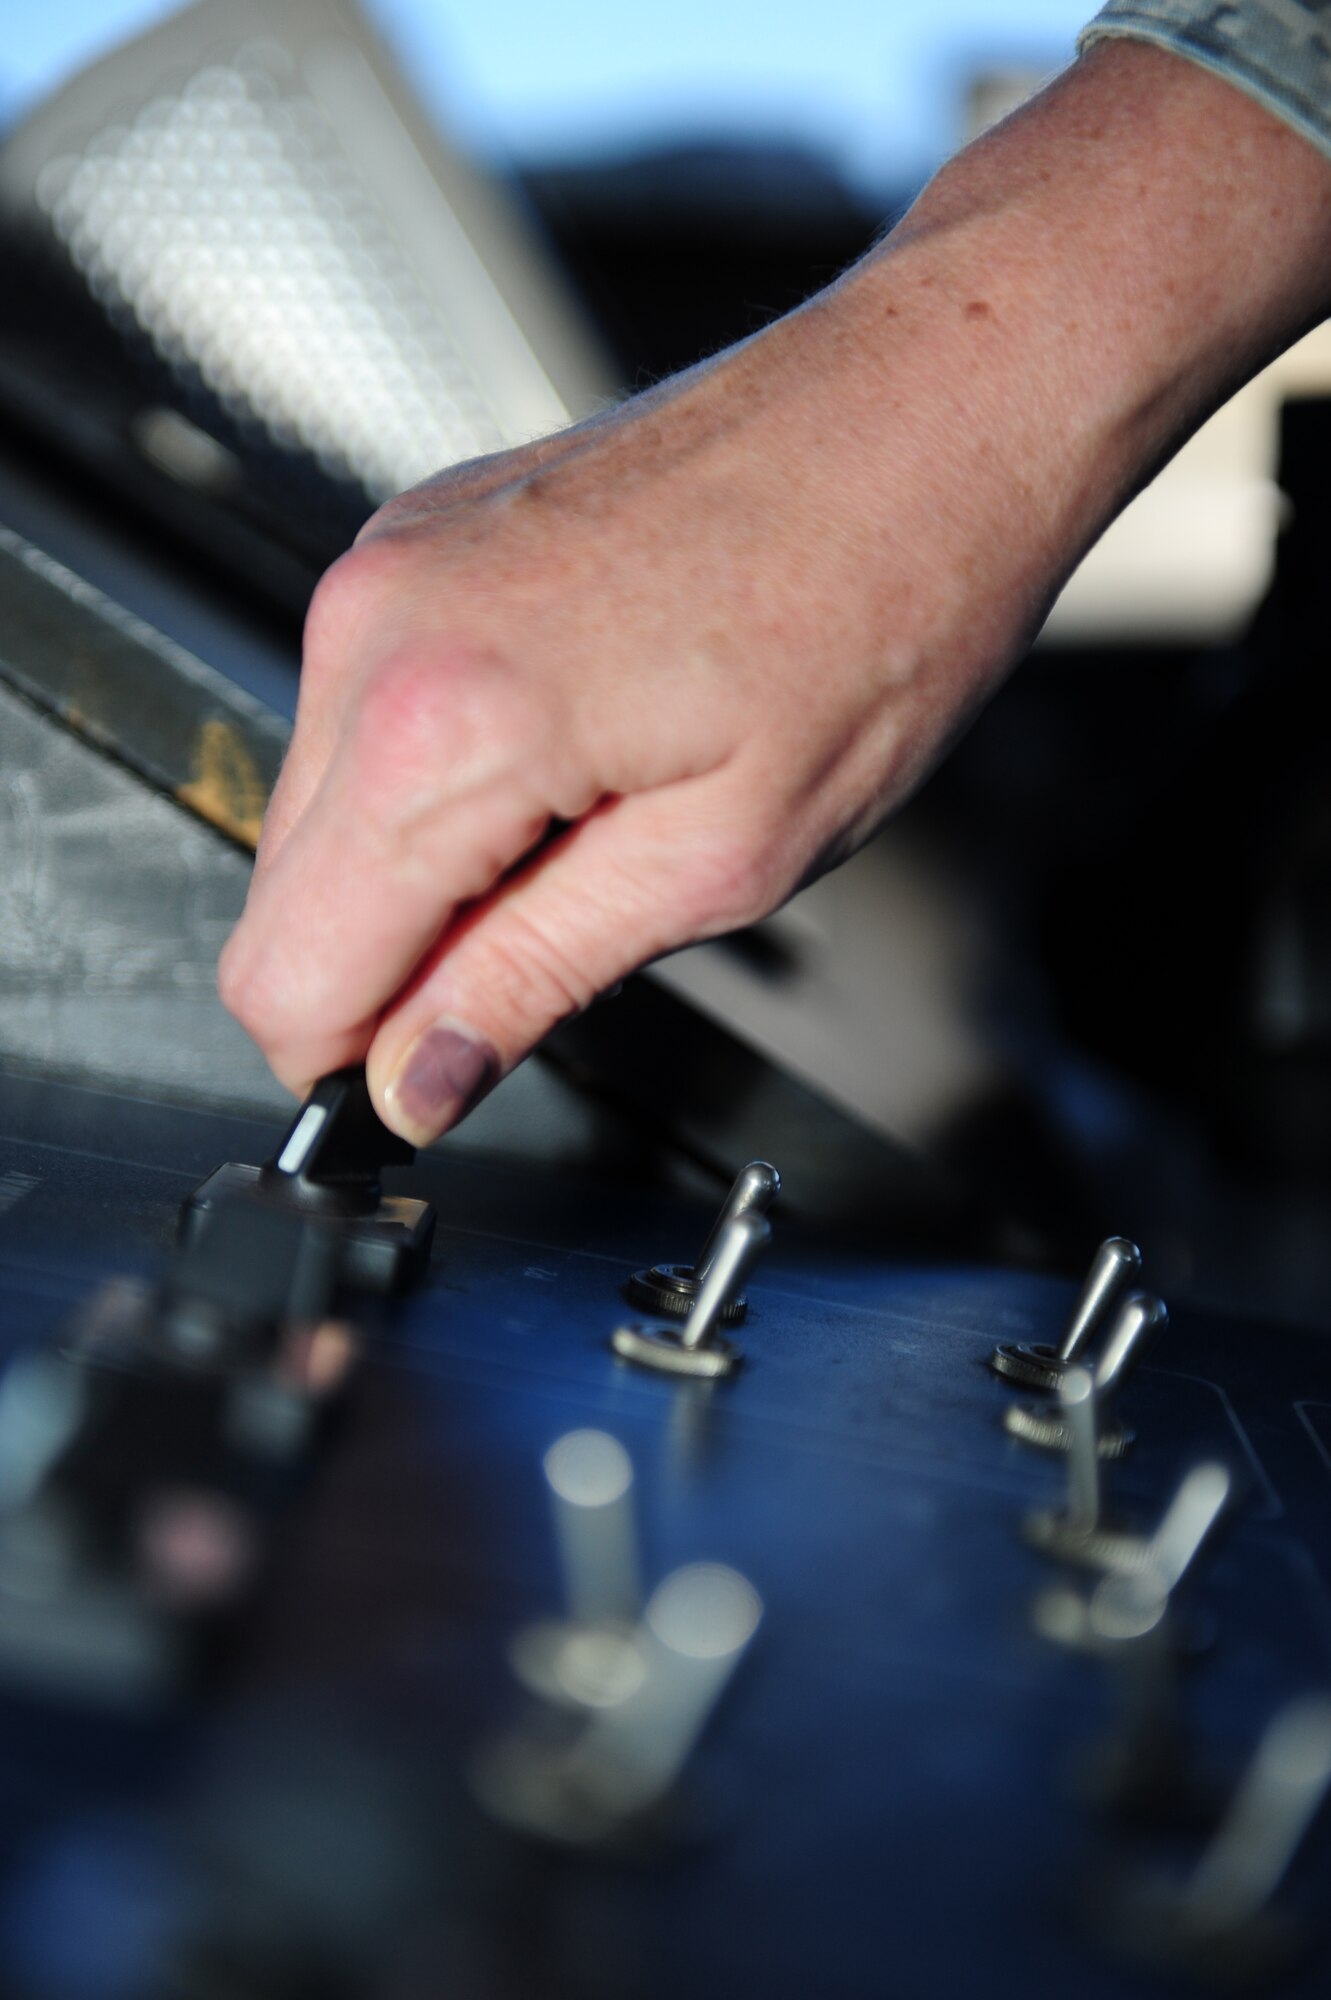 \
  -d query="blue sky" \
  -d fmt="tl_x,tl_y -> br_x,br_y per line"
2,0 -> 1095,187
